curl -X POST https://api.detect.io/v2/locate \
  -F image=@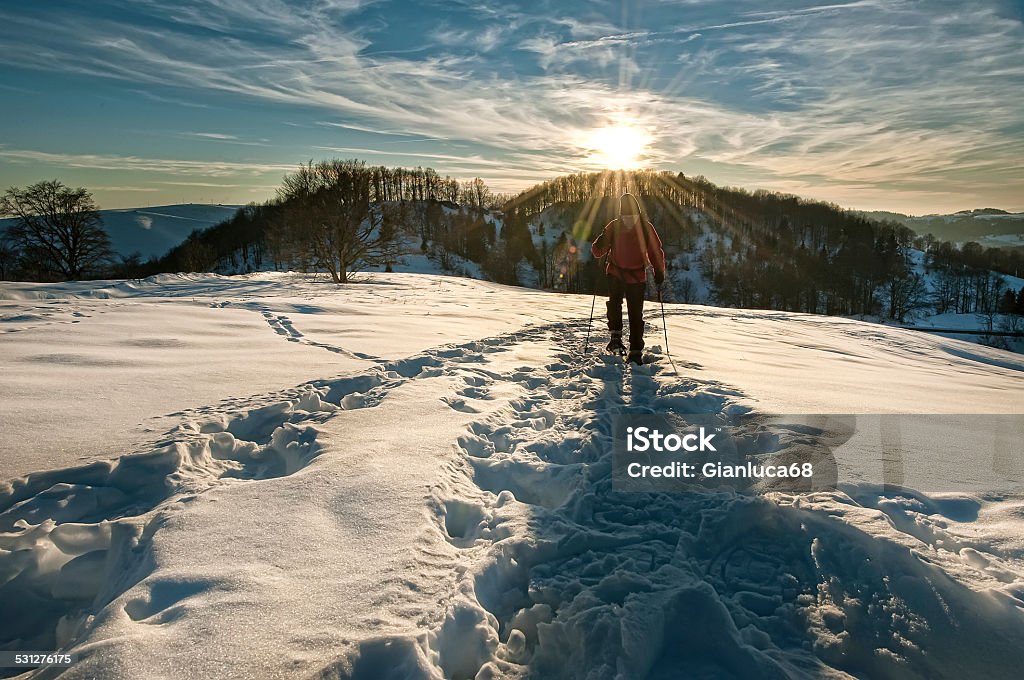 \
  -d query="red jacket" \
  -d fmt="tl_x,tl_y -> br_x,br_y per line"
591,218 -> 666,284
